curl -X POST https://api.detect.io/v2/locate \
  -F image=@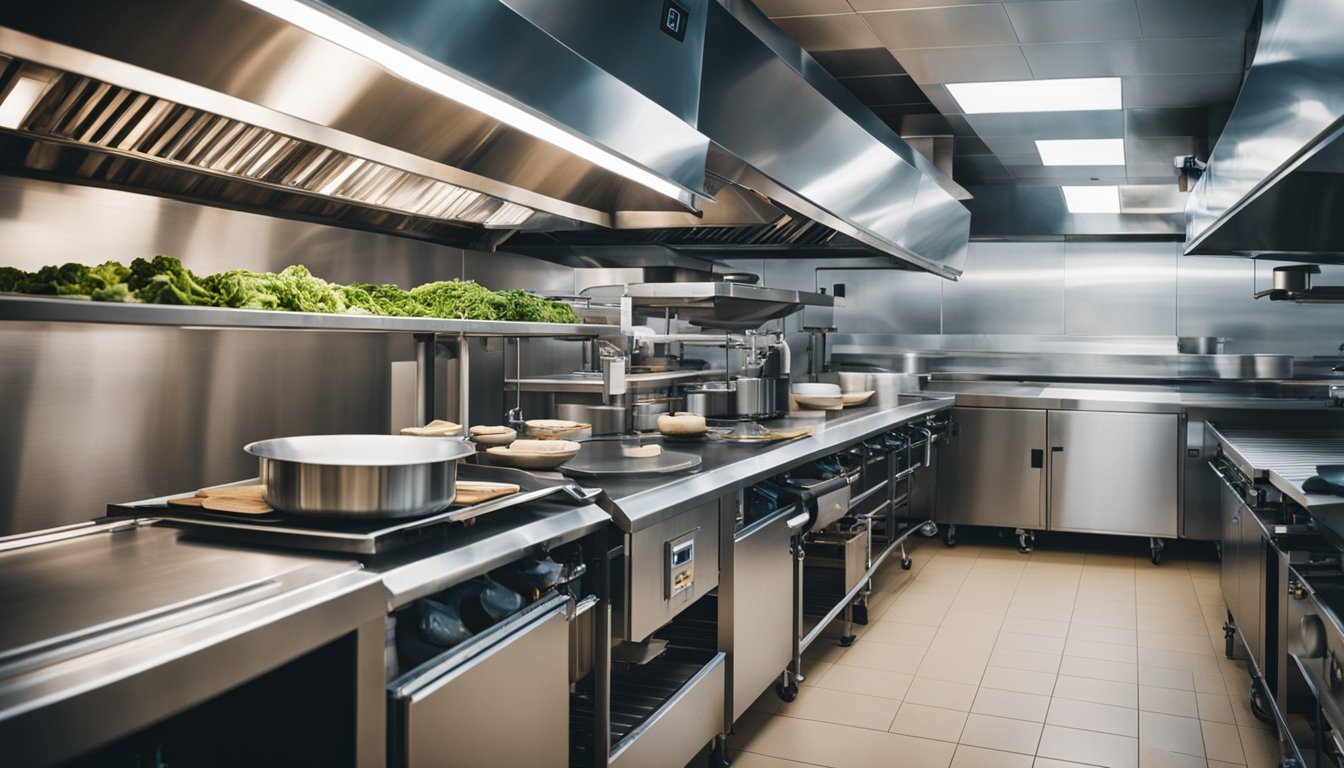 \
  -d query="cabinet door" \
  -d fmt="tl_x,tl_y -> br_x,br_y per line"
1047,411 -> 1178,537
937,407 -> 1046,529
1217,473 -> 1240,614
